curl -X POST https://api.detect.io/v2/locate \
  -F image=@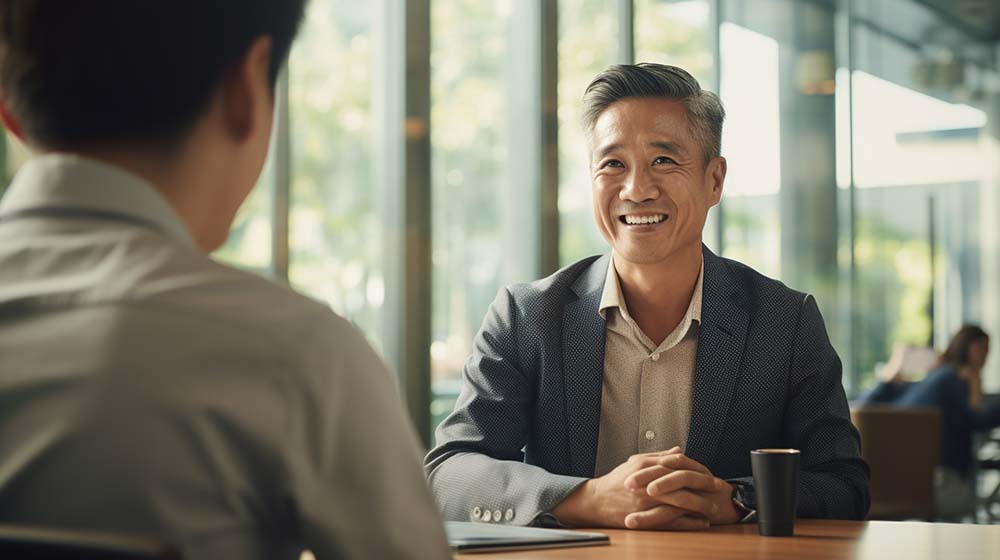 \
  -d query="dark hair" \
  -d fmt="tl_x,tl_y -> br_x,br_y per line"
0,0 -> 307,151
940,324 -> 989,367
582,63 -> 725,164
